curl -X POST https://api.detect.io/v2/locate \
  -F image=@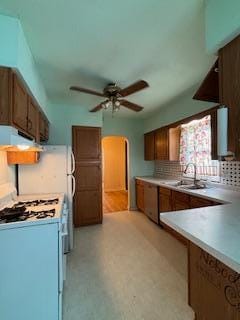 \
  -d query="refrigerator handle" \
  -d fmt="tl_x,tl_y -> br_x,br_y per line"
71,151 -> 75,174
71,175 -> 76,197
